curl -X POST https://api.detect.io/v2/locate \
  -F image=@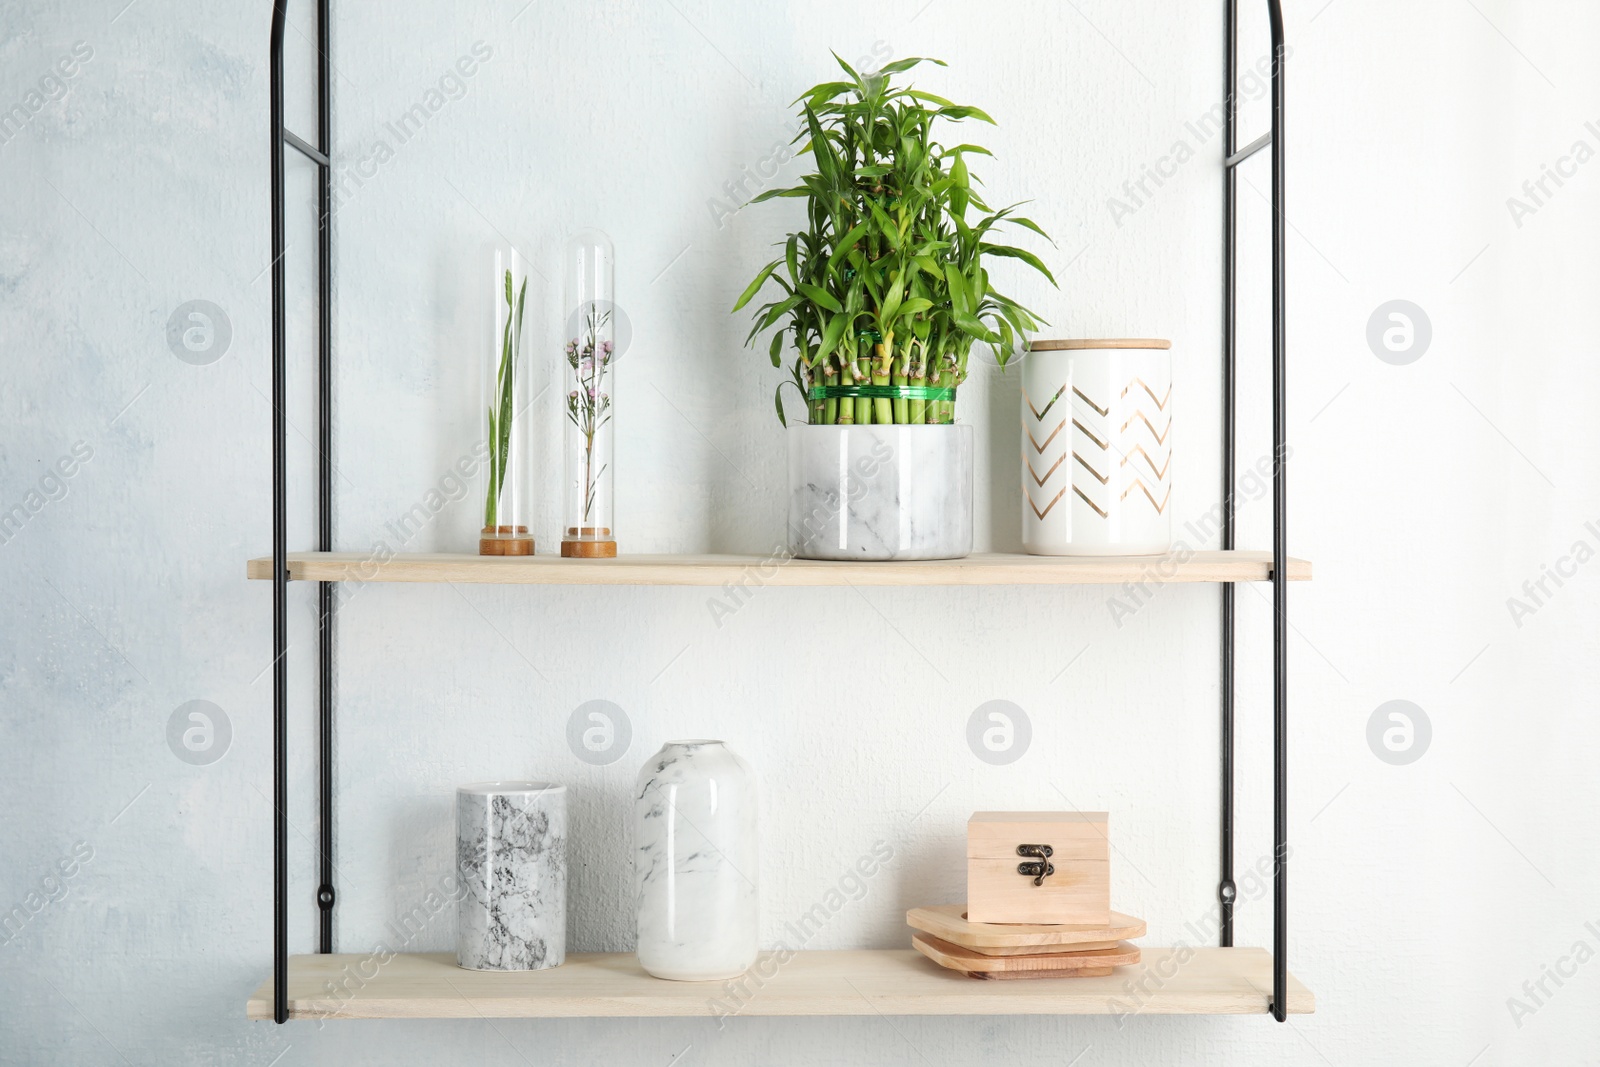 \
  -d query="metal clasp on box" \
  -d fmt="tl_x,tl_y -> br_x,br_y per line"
1016,843 -> 1055,886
